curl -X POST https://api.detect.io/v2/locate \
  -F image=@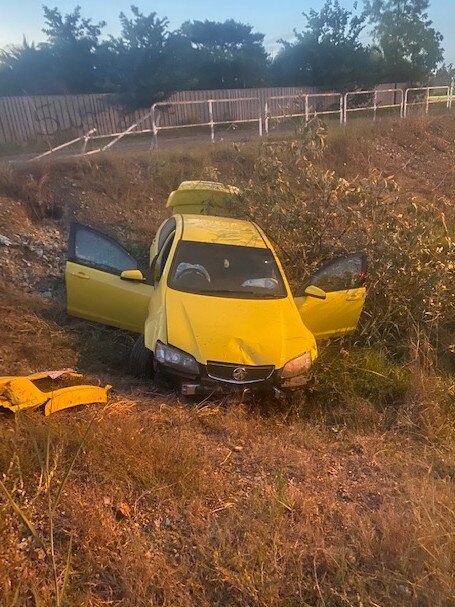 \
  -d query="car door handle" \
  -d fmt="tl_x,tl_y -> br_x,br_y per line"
76,271 -> 89,280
